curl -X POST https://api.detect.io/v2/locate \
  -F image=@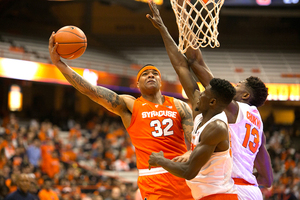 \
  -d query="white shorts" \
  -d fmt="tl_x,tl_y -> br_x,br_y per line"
236,184 -> 263,200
